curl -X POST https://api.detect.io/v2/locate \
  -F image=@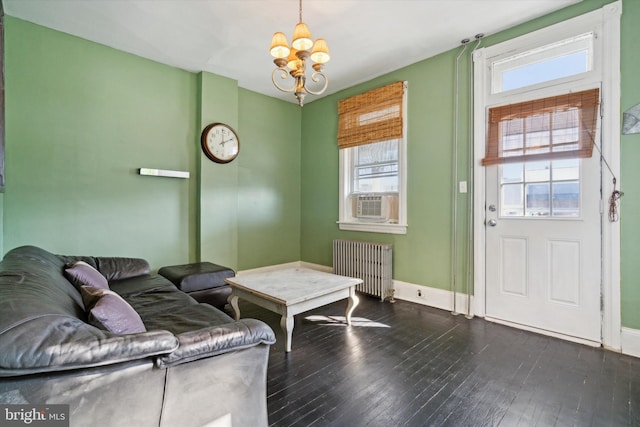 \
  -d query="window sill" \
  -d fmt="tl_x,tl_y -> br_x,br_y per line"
337,221 -> 407,235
